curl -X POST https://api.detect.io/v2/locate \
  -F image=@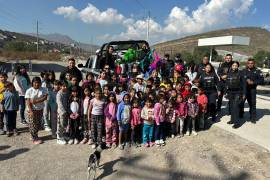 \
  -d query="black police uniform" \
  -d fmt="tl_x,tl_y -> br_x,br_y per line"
199,71 -> 220,121
217,61 -> 233,111
225,69 -> 246,128
239,67 -> 264,122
